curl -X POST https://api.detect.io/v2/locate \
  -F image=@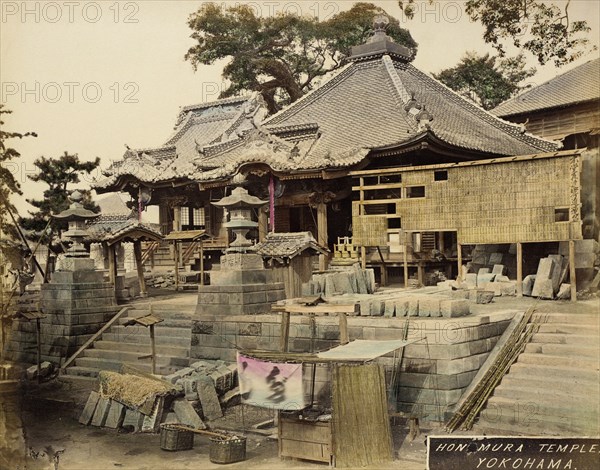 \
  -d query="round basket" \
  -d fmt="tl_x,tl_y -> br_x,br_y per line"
160,424 -> 194,451
209,436 -> 246,464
